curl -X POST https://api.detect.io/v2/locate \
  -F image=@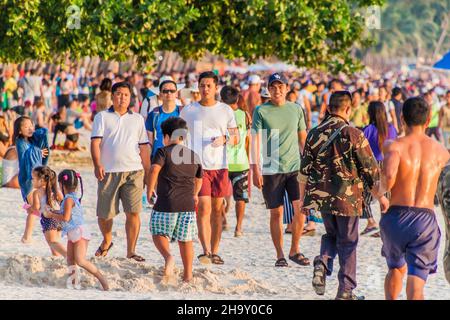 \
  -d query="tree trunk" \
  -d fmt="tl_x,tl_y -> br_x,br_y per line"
433,13 -> 449,61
